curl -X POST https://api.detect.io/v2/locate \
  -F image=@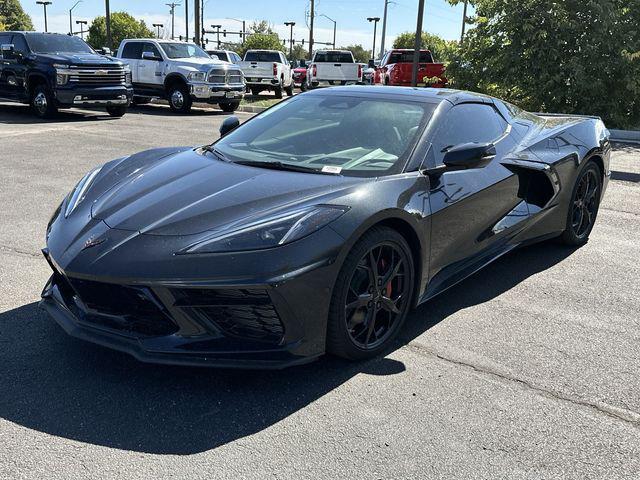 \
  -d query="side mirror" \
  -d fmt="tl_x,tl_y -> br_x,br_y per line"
443,142 -> 496,169
142,51 -> 161,61
368,59 -> 375,68
1,44 -> 17,60
98,47 -> 112,56
219,116 -> 240,137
